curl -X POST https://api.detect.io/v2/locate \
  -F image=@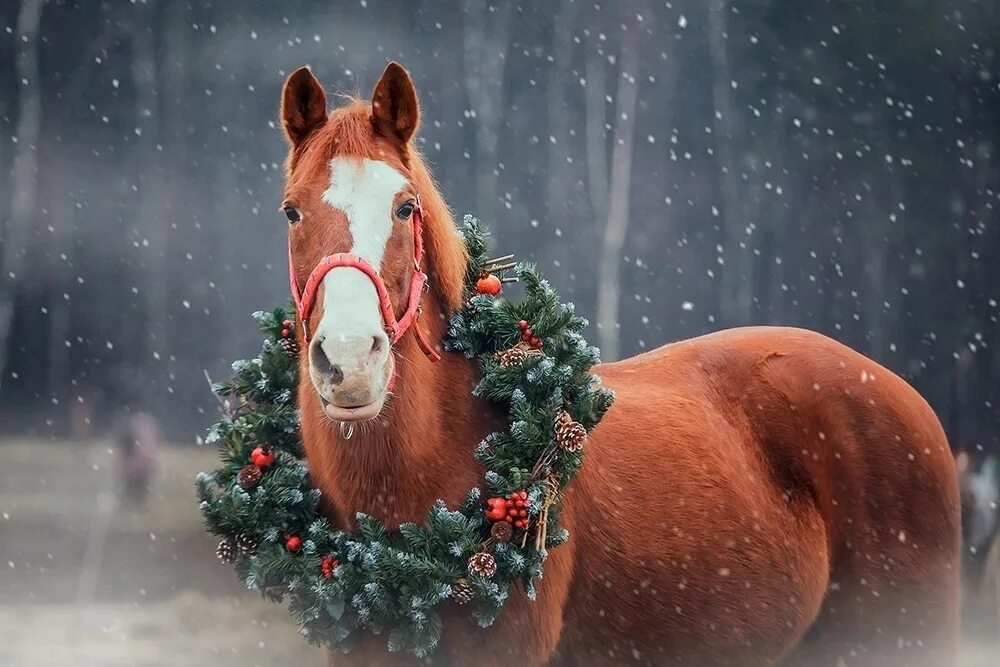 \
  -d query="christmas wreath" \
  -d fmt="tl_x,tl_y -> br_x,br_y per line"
196,216 -> 614,657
